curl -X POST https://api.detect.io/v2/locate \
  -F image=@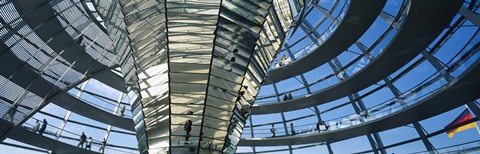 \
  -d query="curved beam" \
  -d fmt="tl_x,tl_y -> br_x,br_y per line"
0,64 -> 121,142
263,0 -> 386,84
0,119 -> 98,154
240,55 -> 480,146
51,93 -> 134,131
251,0 -> 462,114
